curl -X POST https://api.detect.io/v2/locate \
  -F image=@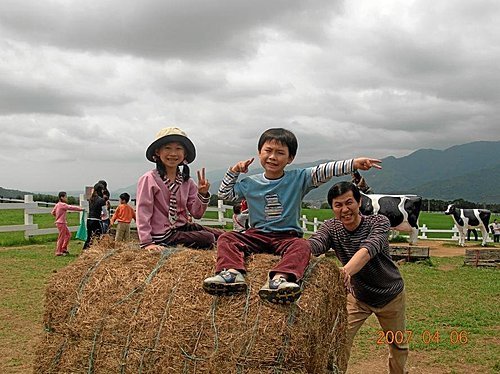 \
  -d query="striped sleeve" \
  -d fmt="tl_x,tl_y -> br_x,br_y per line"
218,168 -> 240,201
308,220 -> 334,256
310,159 -> 354,186
361,215 -> 391,258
